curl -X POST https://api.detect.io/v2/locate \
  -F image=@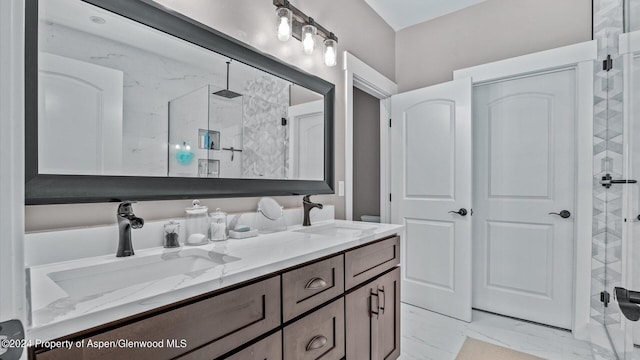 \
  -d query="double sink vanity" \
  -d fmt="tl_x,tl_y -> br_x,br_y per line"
28,220 -> 403,359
